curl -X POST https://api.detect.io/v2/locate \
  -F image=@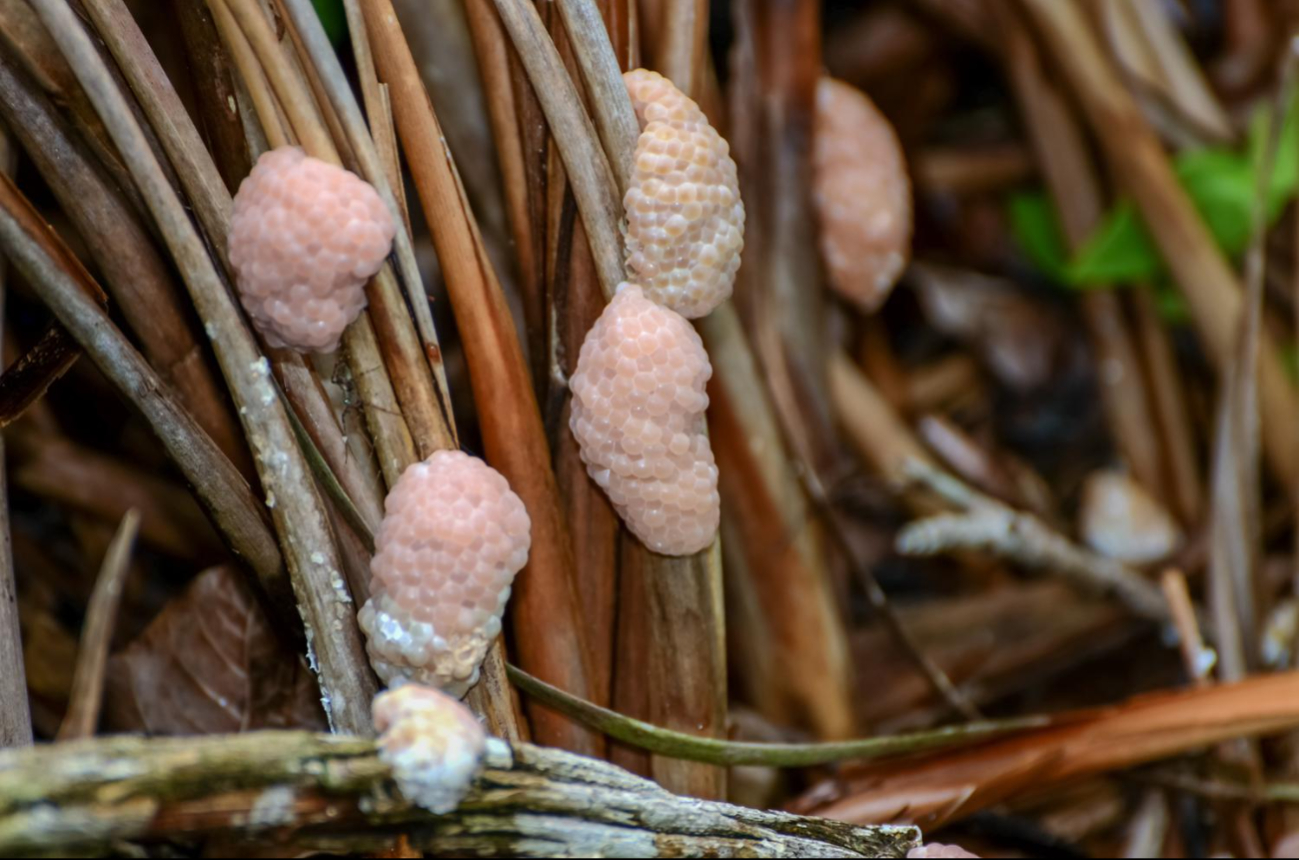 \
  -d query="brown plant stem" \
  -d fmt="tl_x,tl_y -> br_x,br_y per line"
55,510 -> 138,741
361,0 -> 598,755
32,0 -> 376,733
0,128 -> 29,750
489,0 -> 626,299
